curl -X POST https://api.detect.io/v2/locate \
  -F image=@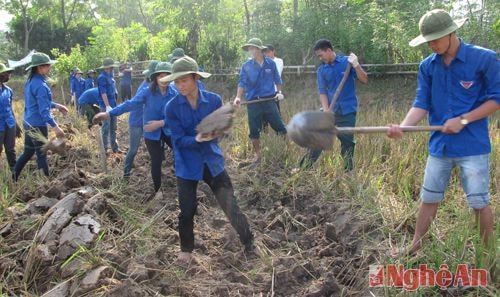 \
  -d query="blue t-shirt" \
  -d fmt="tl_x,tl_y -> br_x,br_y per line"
165,89 -> 225,181
97,70 -> 117,109
109,84 -> 177,139
120,70 -> 132,86
78,87 -> 100,105
84,77 -> 94,90
71,76 -> 85,100
413,40 -> 499,157
0,84 -> 16,131
23,74 -> 57,128
317,55 -> 358,115
238,57 -> 282,100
